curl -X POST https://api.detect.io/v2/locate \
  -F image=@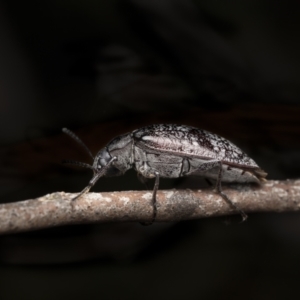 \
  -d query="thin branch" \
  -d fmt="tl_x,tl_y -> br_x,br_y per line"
0,180 -> 300,235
